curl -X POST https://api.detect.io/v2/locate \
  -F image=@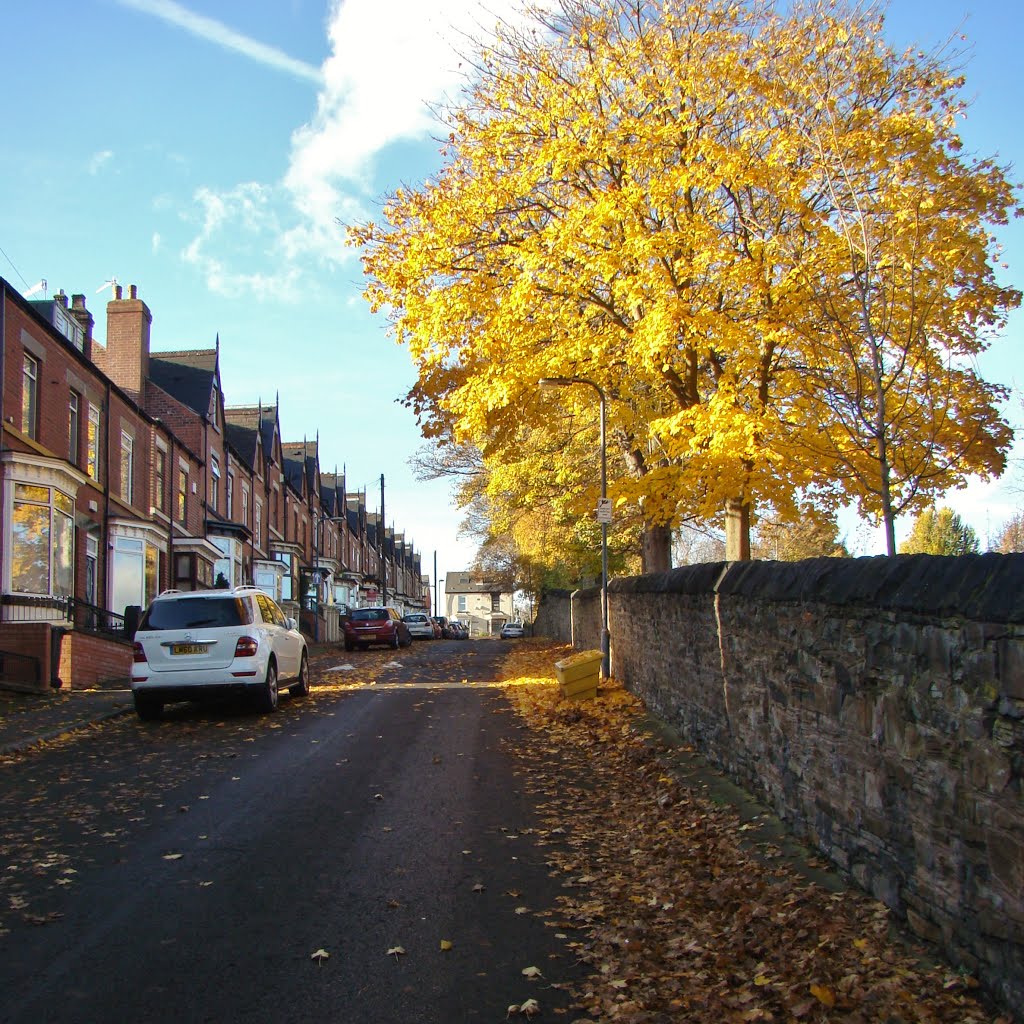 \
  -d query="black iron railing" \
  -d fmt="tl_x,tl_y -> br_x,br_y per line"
66,598 -> 127,639
1,594 -> 127,640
